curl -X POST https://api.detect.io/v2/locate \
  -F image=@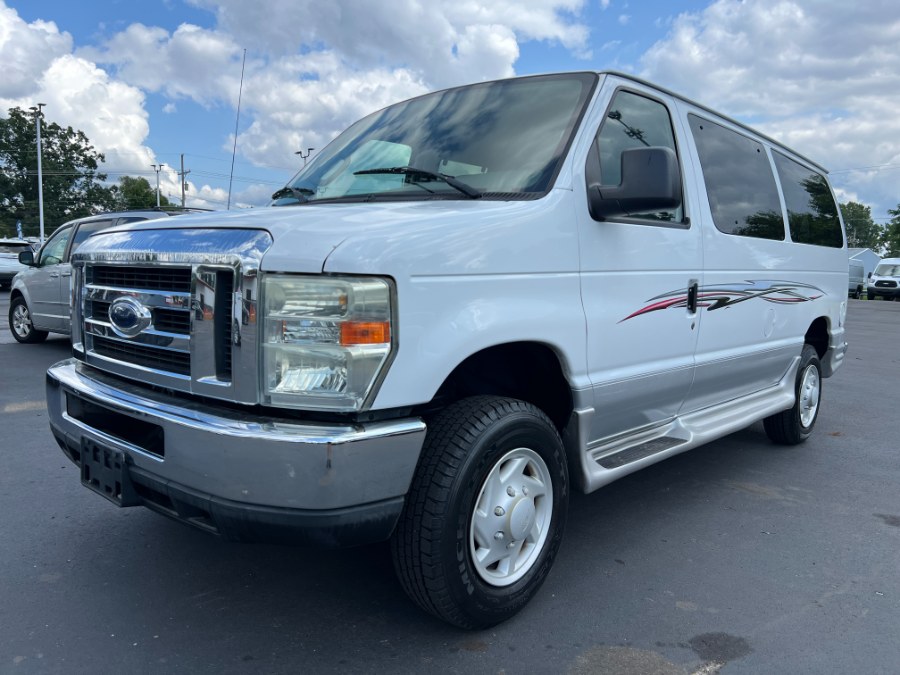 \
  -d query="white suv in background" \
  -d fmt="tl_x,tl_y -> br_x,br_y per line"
0,238 -> 34,290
